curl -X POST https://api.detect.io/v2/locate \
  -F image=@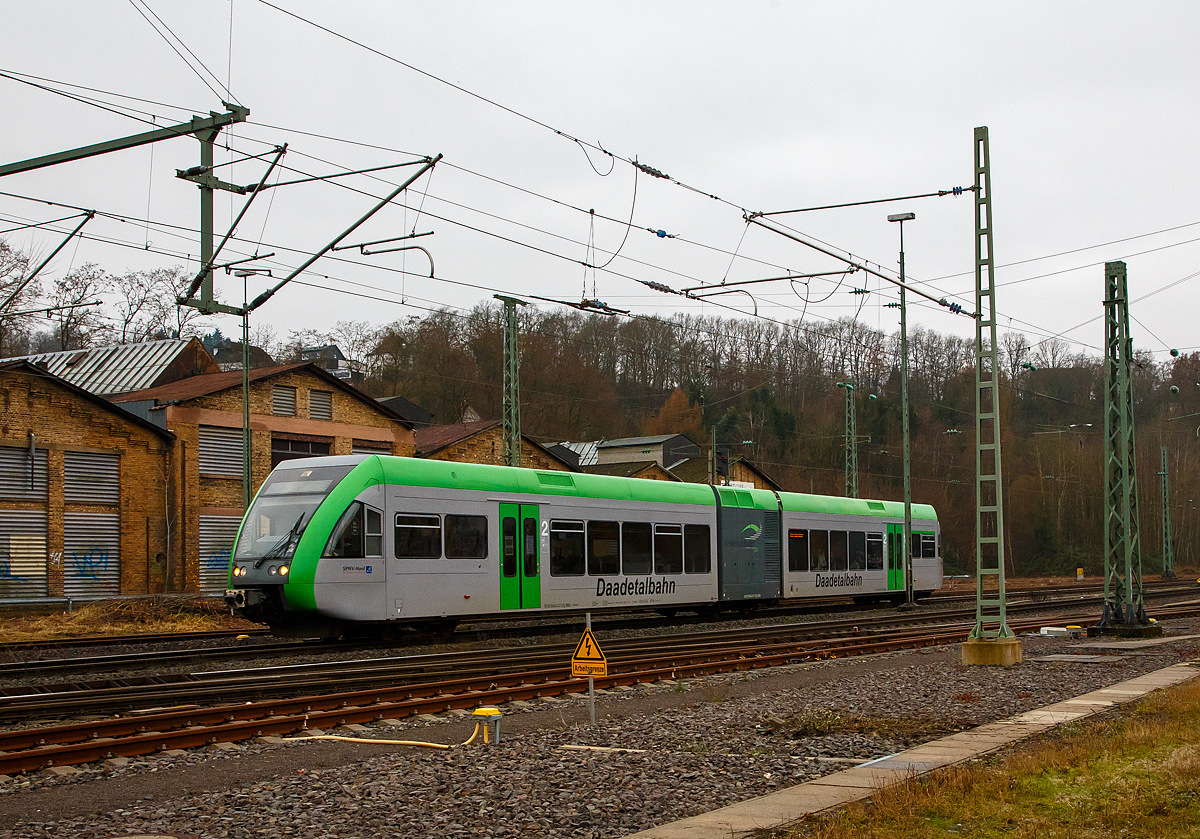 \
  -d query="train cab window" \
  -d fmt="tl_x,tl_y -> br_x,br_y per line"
445,515 -> 488,559
829,531 -> 848,572
523,518 -> 538,576
365,508 -> 382,556
848,531 -> 866,570
587,521 -> 620,576
550,520 -> 585,576
325,501 -> 380,558
684,524 -> 711,574
866,533 -> 884,570
921,533 -> 937,558
653,524 -> 683,575
809,530 -> 829,572
788,529 -> 808,572
395,514 -> 441,558
502,517 -> 517,577
622,522 -> 652,575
